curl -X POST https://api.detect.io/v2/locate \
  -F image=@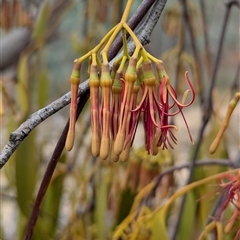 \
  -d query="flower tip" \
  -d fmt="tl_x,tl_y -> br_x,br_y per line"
119,145 -> 131,162
91,135 -> 100,157
152,146 -> 159,156
65,131 -> 75,151
111,148 -> 119,162
100,136 -> 110,160
114,132 -> 125,155
209,145 -> 216,154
